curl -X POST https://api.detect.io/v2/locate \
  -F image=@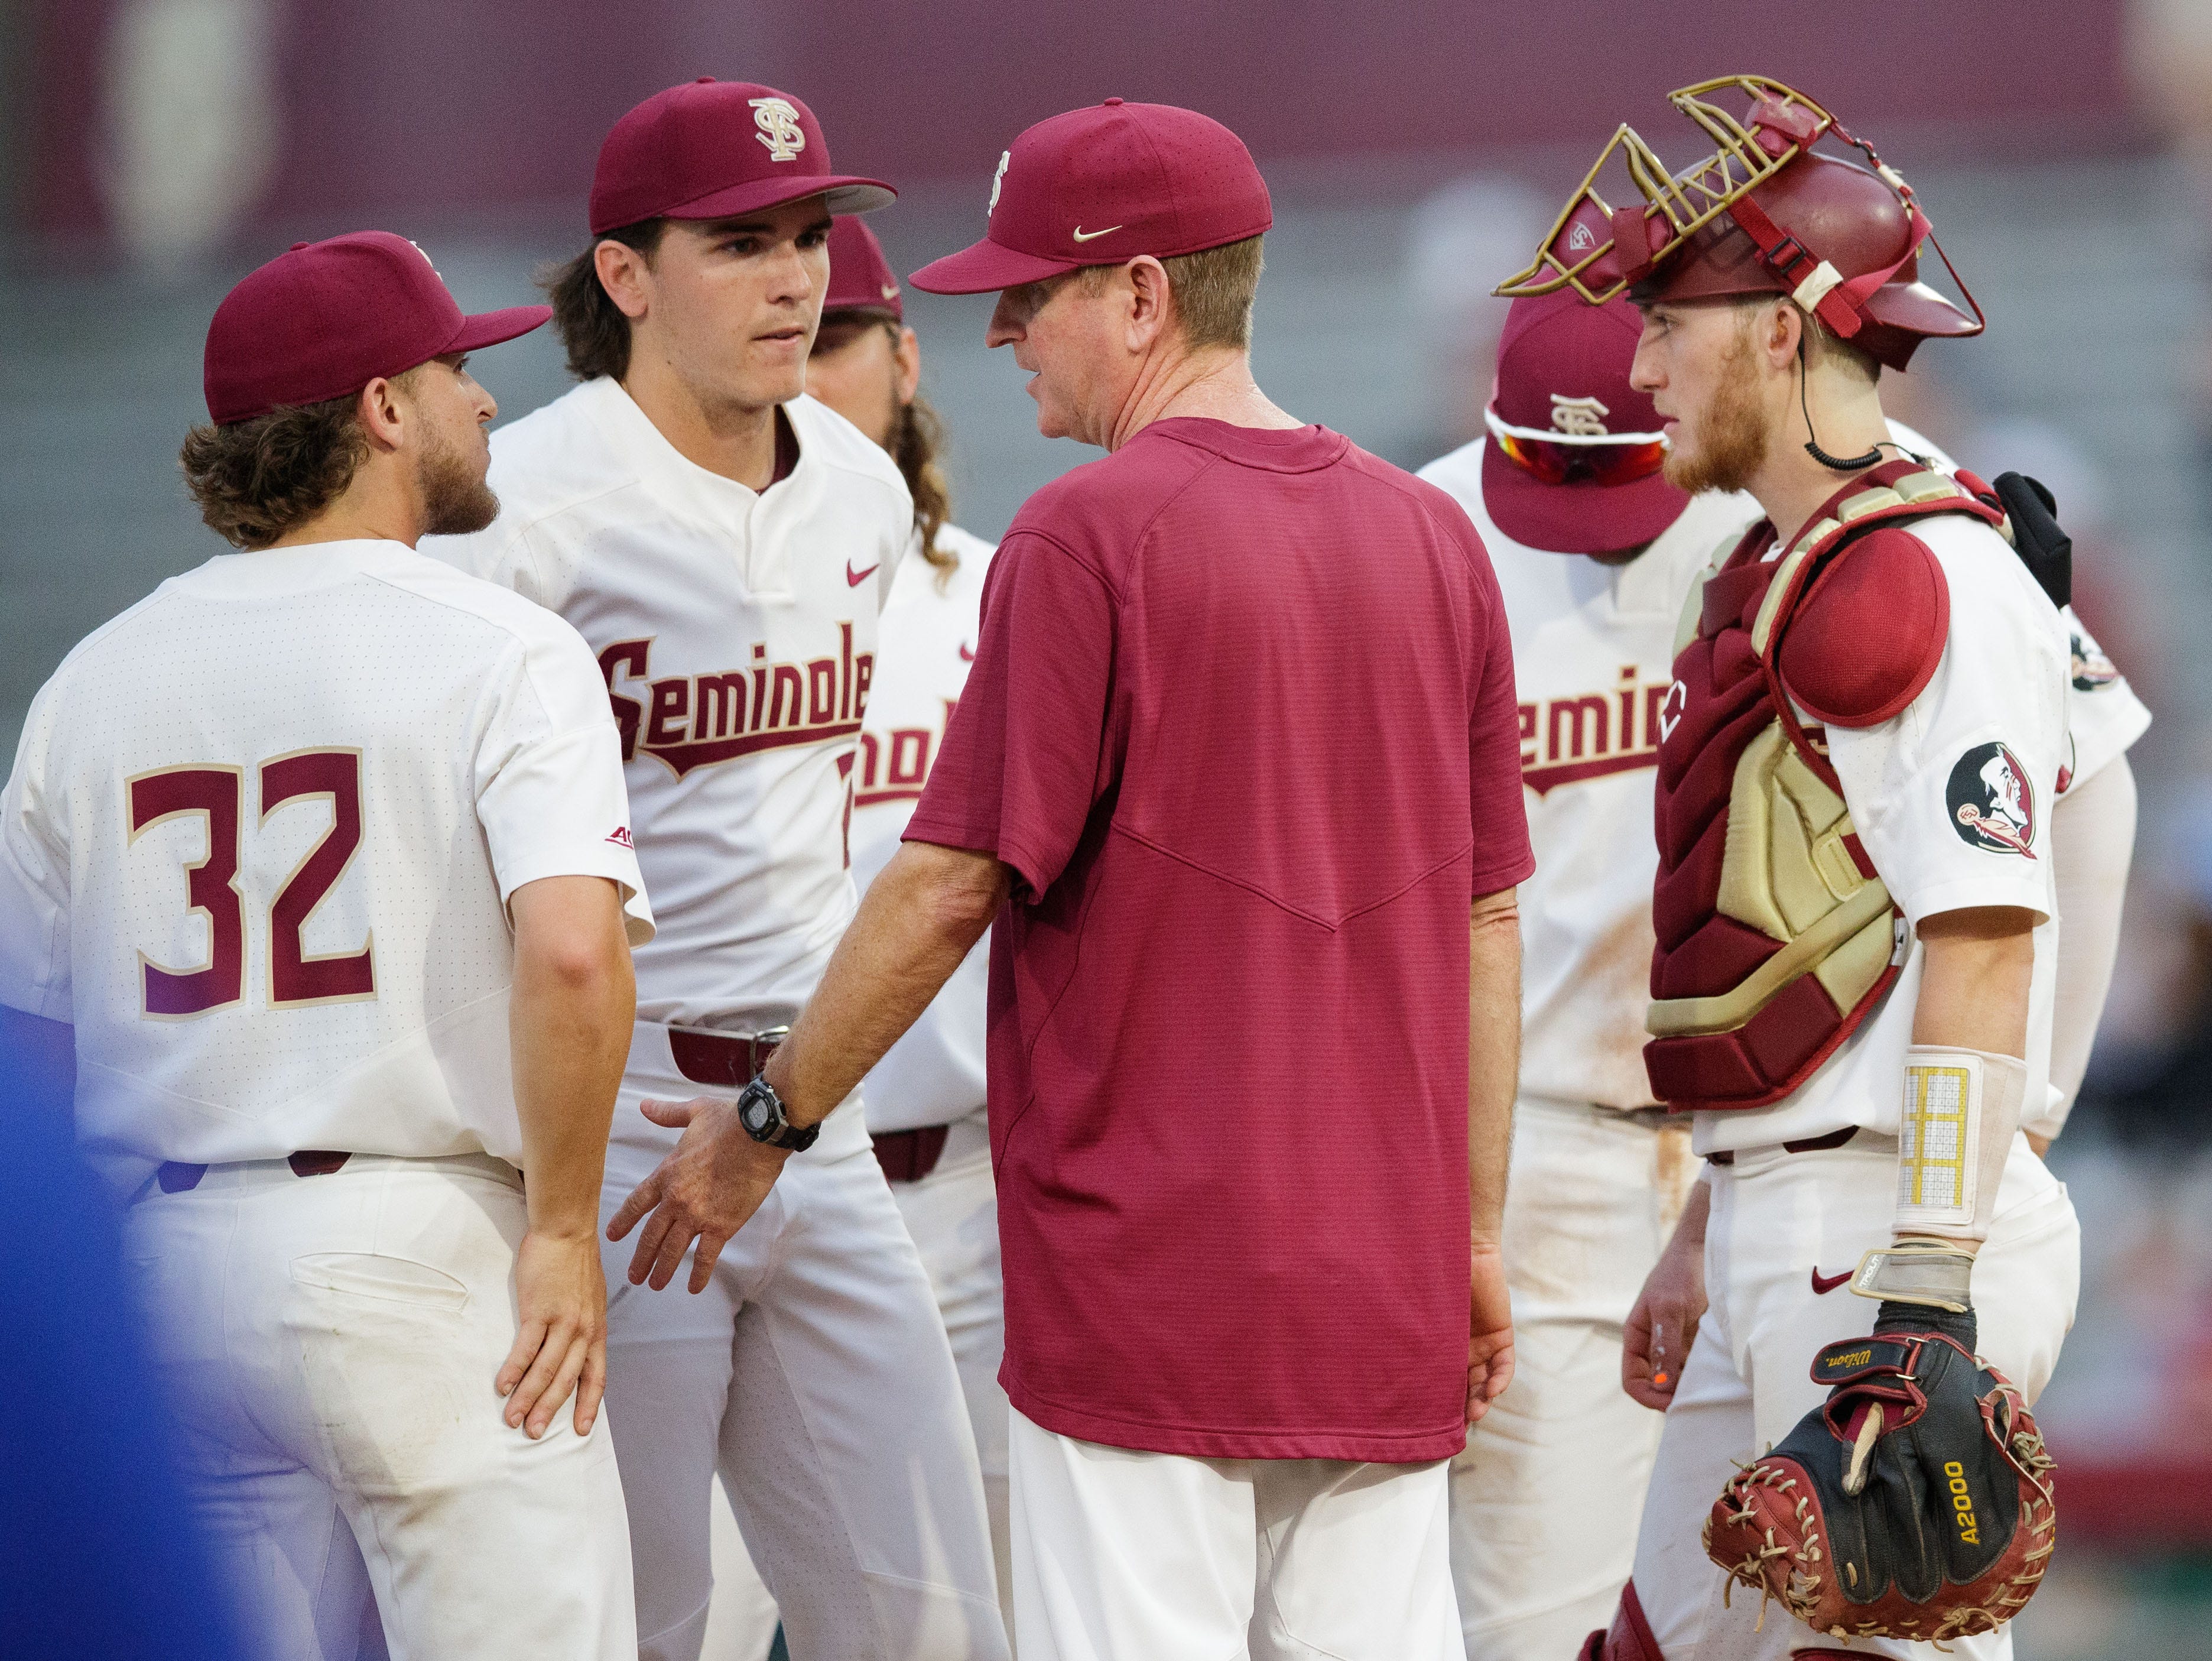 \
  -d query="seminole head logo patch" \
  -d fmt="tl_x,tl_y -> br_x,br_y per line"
1948,742 -> 2036,859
